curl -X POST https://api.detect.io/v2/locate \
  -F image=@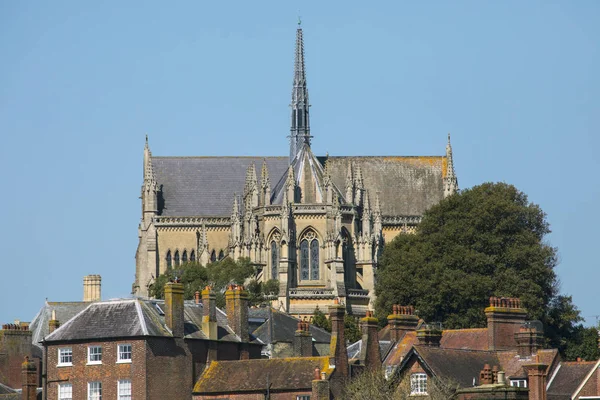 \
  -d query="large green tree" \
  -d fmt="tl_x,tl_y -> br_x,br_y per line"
375,182 -> 582,354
